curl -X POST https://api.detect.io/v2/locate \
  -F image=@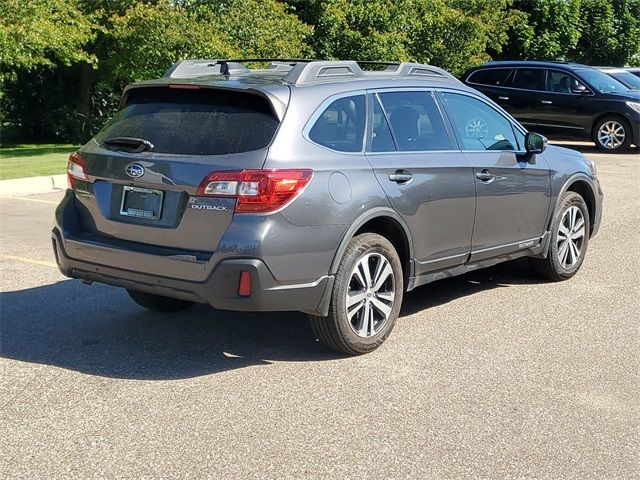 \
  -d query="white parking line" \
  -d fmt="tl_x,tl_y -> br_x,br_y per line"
2,197 -> 60,205
0,254 -> 57,268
